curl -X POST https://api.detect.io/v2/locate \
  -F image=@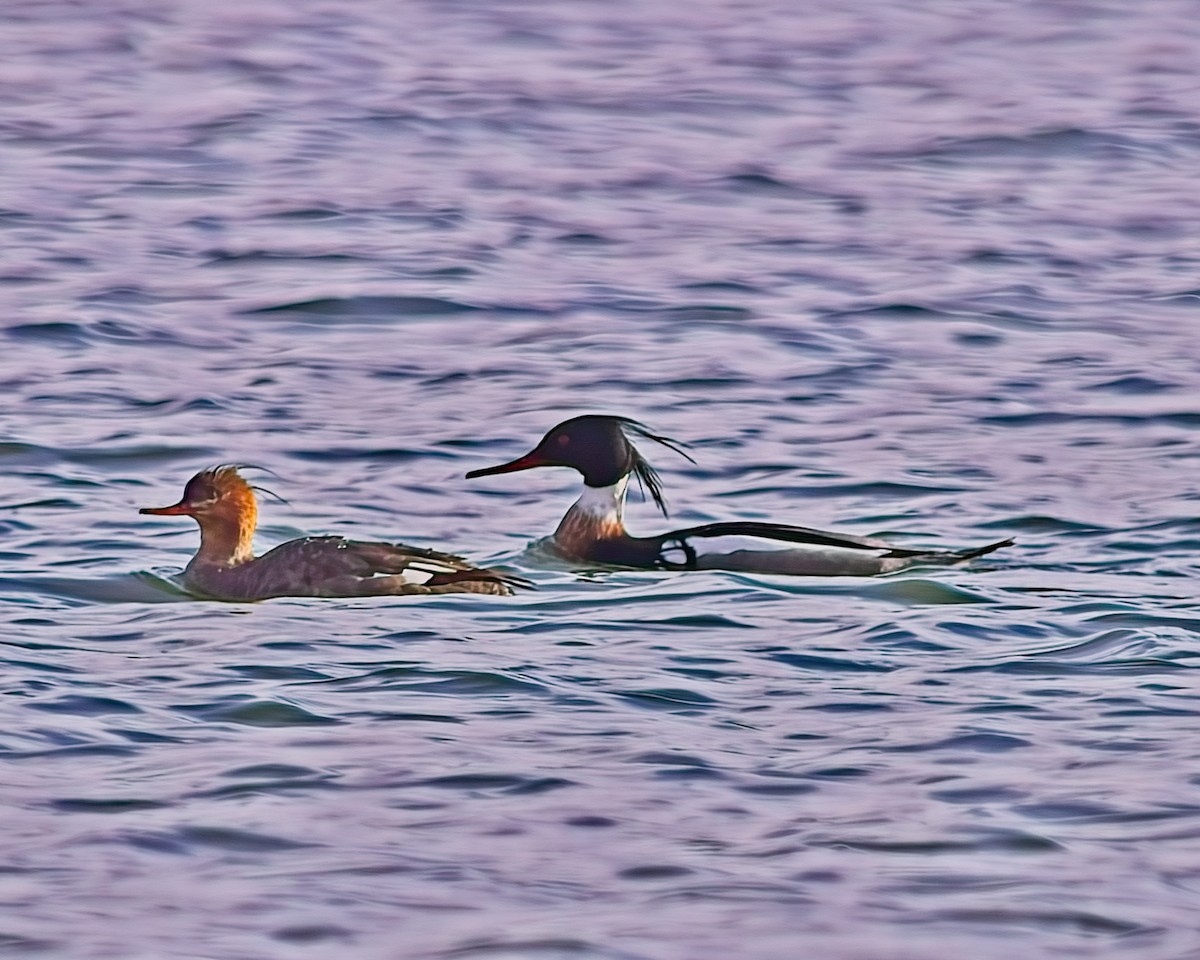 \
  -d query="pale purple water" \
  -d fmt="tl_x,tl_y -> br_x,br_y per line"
3,1 -> 1200,958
